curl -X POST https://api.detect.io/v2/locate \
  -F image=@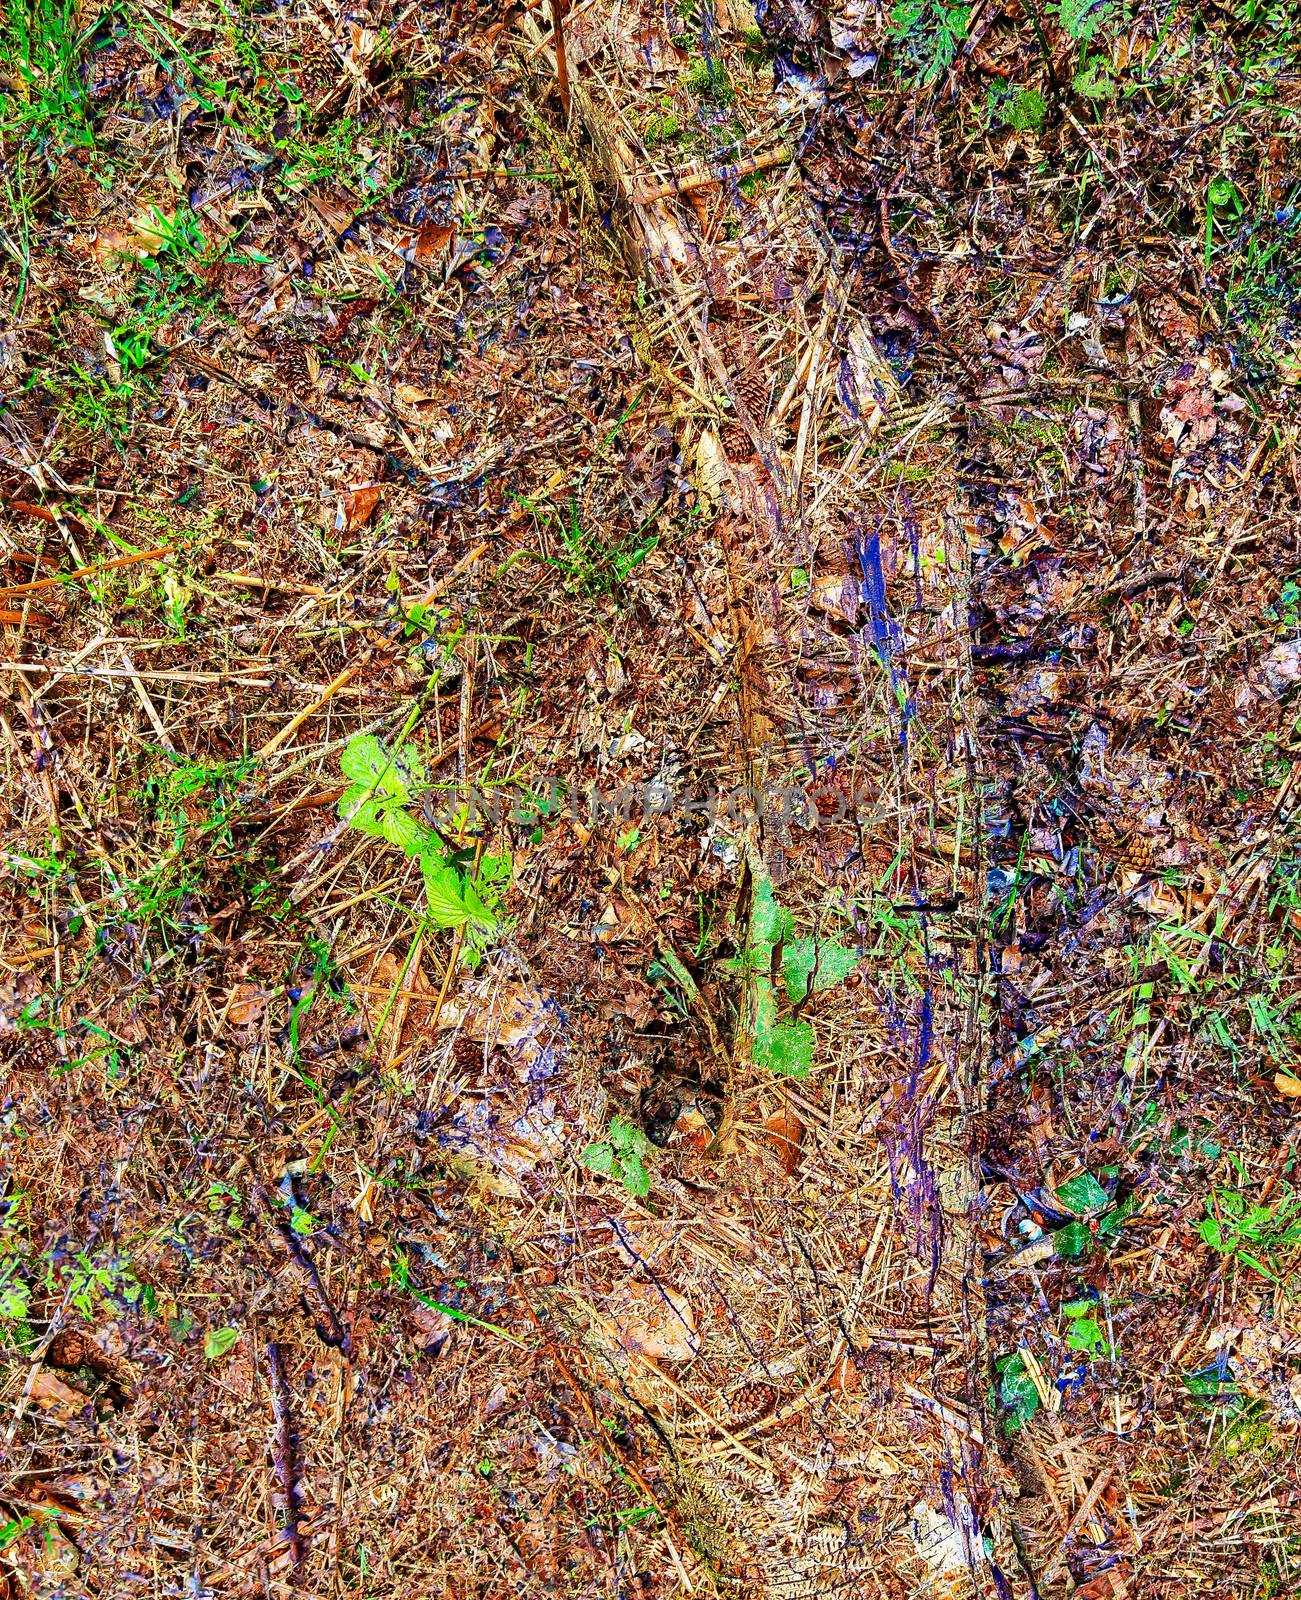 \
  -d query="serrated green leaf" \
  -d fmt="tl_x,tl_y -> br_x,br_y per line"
1055,1172 -> 1111,1216
422,861 -> 472,928
1053,1221 -> 1093,1259
380,805 -> 433,857
1072,57 -> 1113,99
339,735 -> 425,802
478,852 -> 512,884
581,1141 -> 615,1176
757,1019 -> 814,1079
1198,1217 -> 1224,1250
751,878 -> 793,949
782,936 -> 860,1002
337,788 -> 391,840
618,1151 -> 651,1198
457,874 -> 498,932
608,1115 -> 651,1158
